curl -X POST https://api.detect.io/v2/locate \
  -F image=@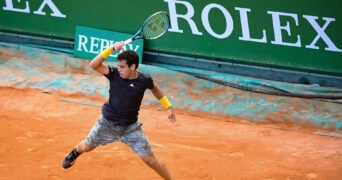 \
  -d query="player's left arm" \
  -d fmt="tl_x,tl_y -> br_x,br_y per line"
151,85 -> 176,123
